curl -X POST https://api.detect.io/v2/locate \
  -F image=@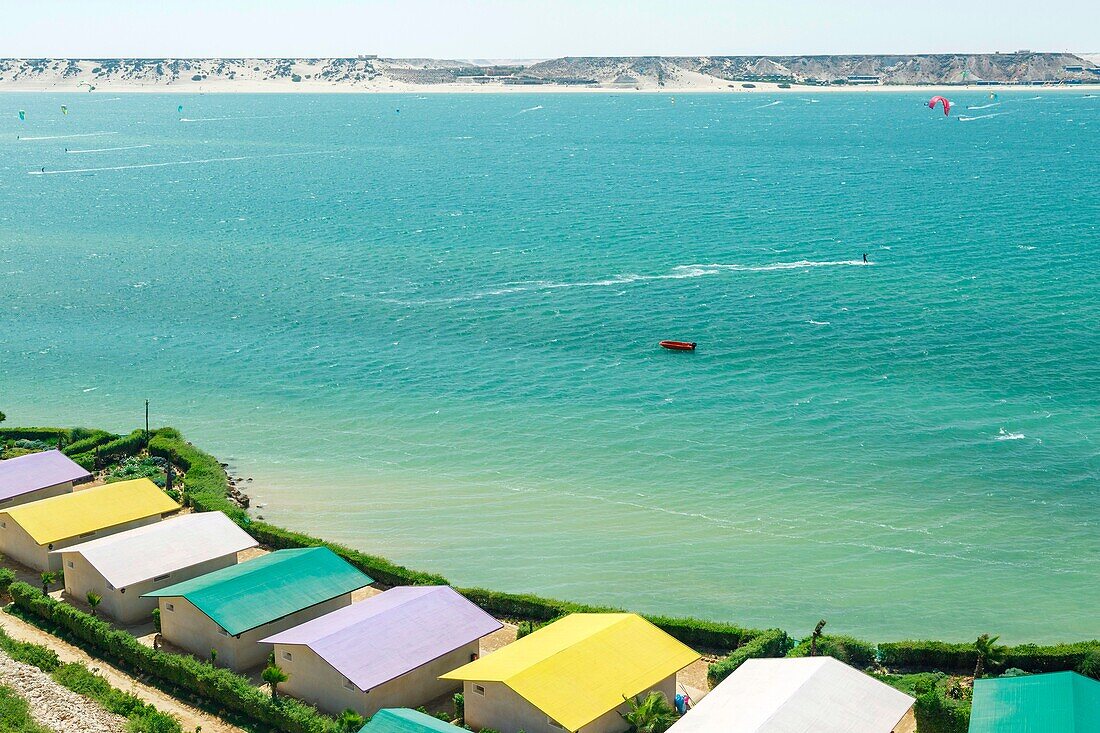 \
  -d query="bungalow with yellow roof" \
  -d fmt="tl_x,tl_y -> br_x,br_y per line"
441,613 -> 699,733
0,478 -> 180,572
